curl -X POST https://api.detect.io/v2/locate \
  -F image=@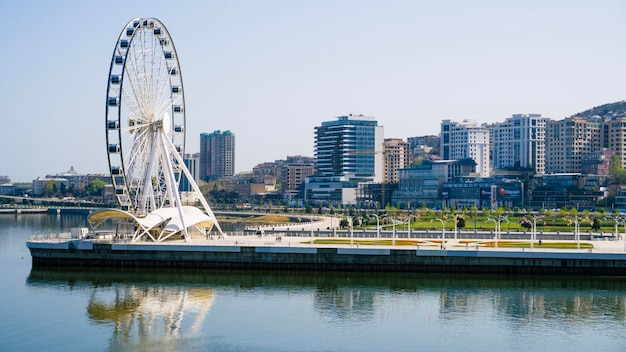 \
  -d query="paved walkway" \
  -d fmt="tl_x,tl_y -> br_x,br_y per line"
204,231 -> 626,254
